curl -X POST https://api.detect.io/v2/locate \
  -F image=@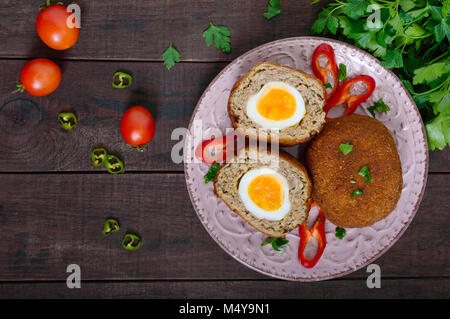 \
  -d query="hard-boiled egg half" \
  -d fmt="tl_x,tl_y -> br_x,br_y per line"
246,81 -> 305,130
238,168 -> 290,221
